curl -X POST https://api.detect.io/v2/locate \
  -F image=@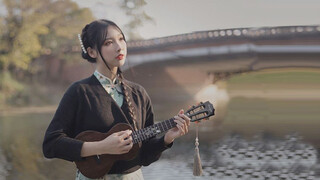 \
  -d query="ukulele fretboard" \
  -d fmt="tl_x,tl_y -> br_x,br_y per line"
131,118 -> 176,144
